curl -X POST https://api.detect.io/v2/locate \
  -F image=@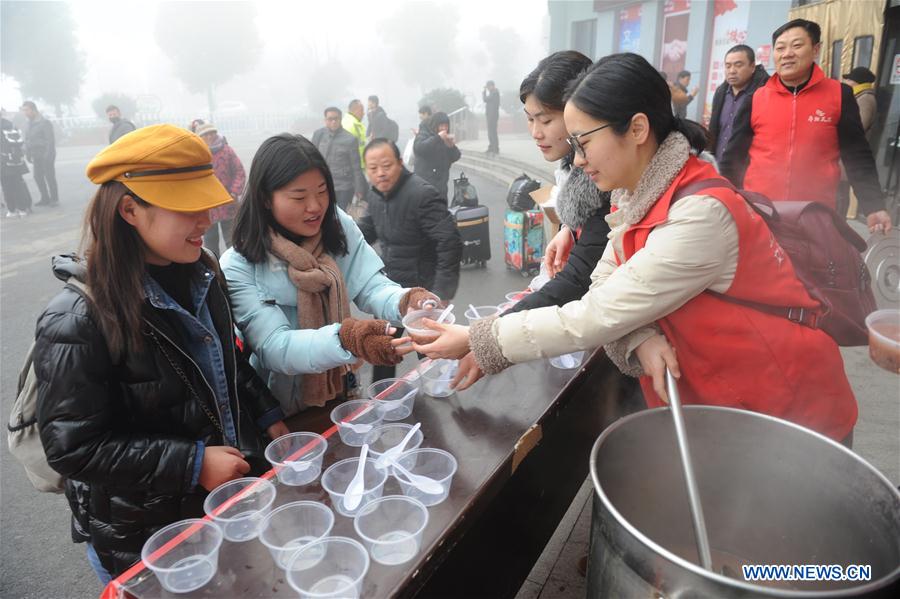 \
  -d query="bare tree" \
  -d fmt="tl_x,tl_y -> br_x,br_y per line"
378,1 -> 459,93
154,1 -> 262,119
